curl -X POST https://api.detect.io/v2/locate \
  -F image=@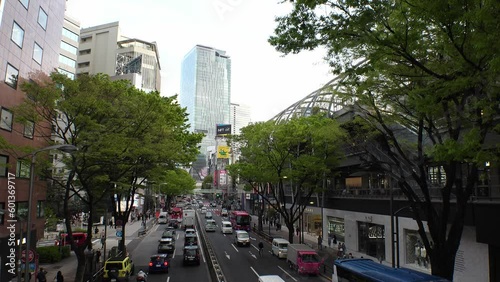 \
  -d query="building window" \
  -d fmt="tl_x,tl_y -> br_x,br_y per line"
38,7 -> 48,30
11,21 -> 24,48
0,108 -> 13,131
5,64 -> 19,89
58,68 -> 75,80
62,28 -> 79,42
33,42 -> 43,64
58,55 -> 76,68
60,41 -> 77,55
405,230 -> 431,269
16,159 -> 31,178
37,201 -> 45,218
327,216 -> 345,243
24,121 -> 34,138
358,222 -> 386,260
0,155 -> 8,177
19,0 -> 29,9
428,166 -> 446,186
0,203 -> 4,225
16,202 -> 29,220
